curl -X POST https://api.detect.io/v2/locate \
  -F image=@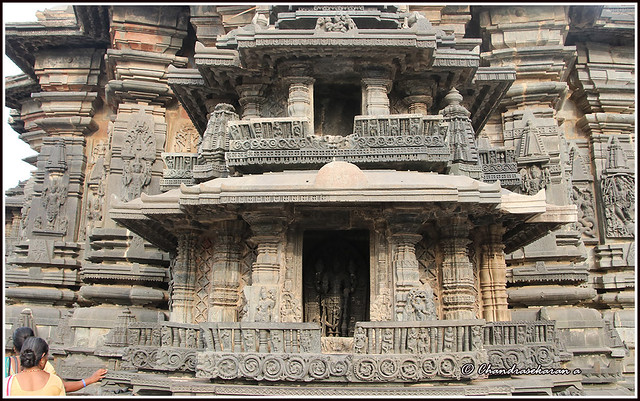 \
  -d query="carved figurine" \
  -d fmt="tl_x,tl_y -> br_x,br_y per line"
270,330 -> 284,353
314,255 -> 357,337
380,328 -> 393,354
471,325 -> 483,351
406,328 -> 418,354
417,328 -> 430,354
255,287 -> 276,322
402,285 -> 437,321
443,326 -> 455,351
354,326 -> 367,354
161,325 -> 172,347
186,328 -> 197,348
